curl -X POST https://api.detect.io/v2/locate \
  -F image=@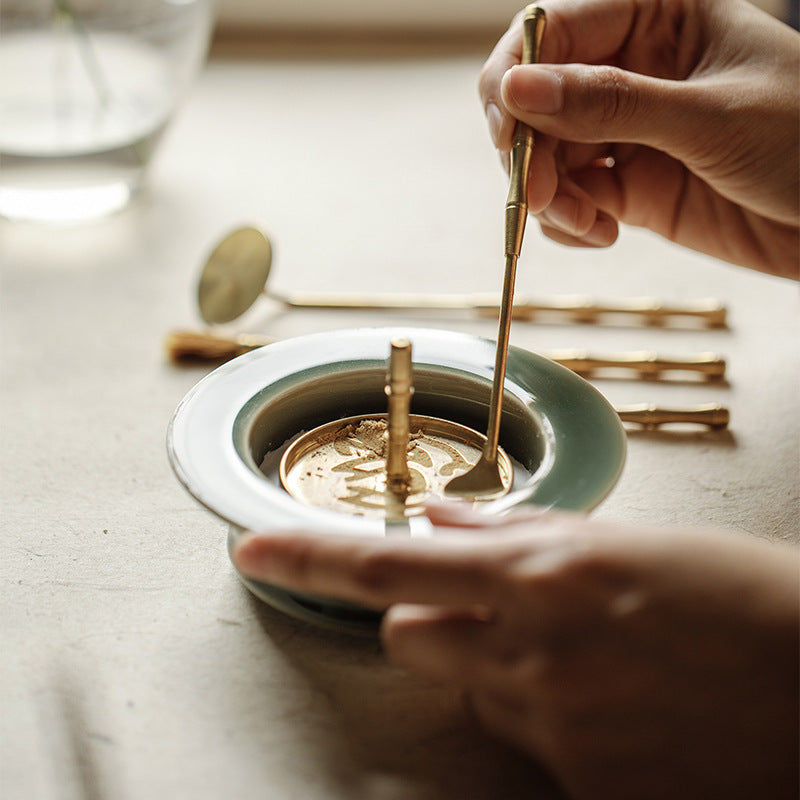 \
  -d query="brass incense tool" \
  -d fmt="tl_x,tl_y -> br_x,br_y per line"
164,329 -> 276,362
546,349 -> 726,380
385,338 -> 413,494
164,330 -> 727,382
445,4 -> 546,501
164,331 -> 731,429
617,403 -> 730,430
194,228 -> 727,328
277,340 -> 513,518
278,293 -> 727,327
508,296 -> 727,327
